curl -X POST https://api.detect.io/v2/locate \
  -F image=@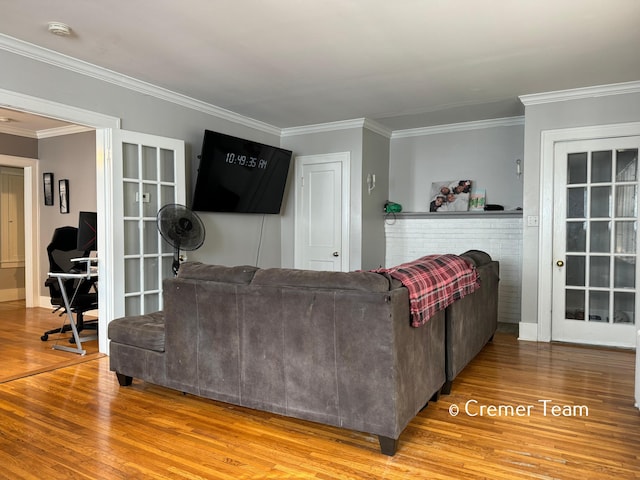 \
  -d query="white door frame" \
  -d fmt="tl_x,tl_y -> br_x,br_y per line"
112,129 -> 186,319
0,88 -> 120,353
0,154 -> 37,307
538,121 -> 640,341
294,152 -> 350,271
